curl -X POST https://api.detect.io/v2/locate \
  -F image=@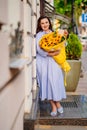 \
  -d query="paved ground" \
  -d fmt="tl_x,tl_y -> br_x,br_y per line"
35,125 -> 87,130
35,50 -> 87,130
81,51 -> 87,72
67,50 -> 87,96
